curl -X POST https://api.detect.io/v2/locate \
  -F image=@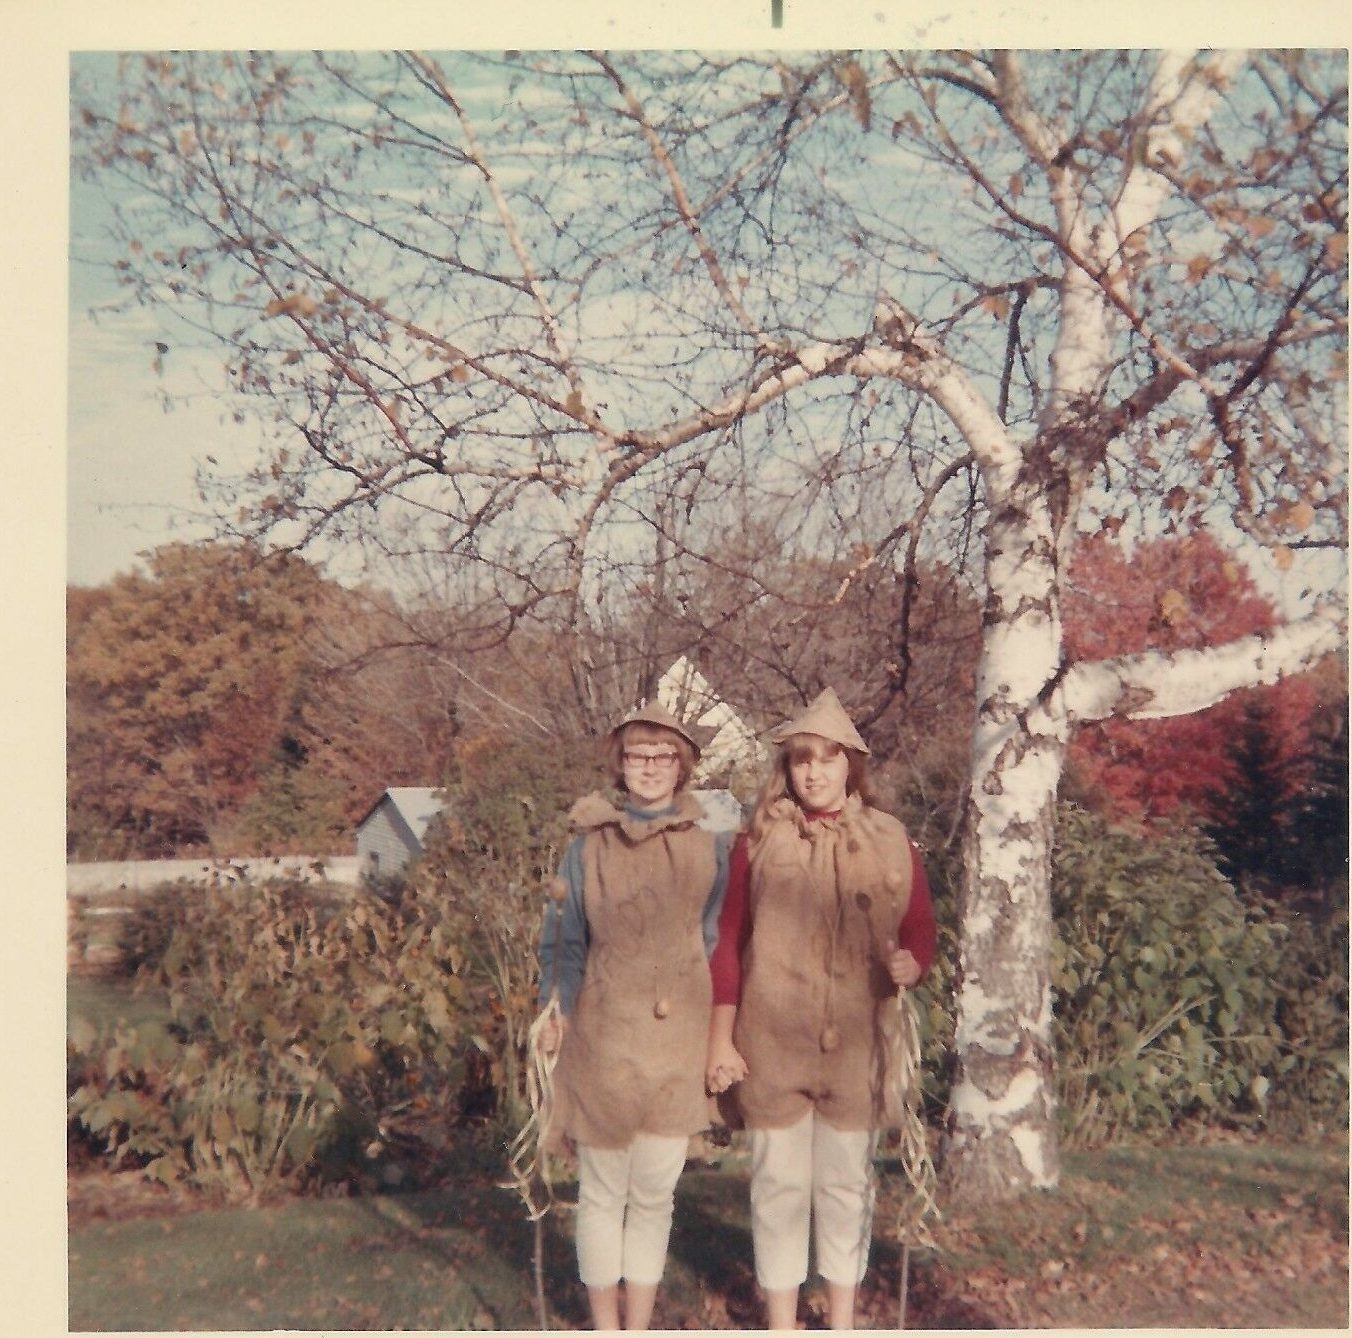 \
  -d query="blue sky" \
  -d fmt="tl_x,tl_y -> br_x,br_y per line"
69,164 -> 270,585
63,38 -> 1348,615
